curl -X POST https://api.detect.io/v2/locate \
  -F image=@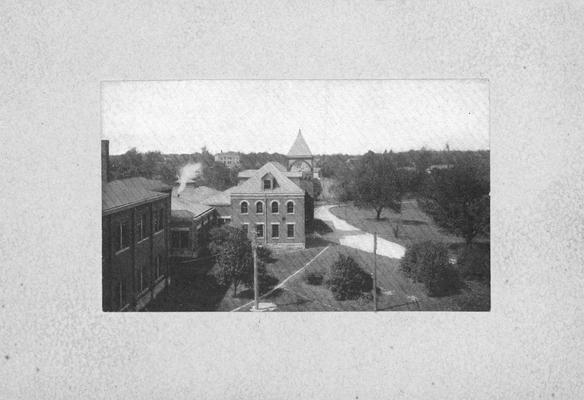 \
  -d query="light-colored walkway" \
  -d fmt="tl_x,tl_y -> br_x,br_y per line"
315,205 -> 406,259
